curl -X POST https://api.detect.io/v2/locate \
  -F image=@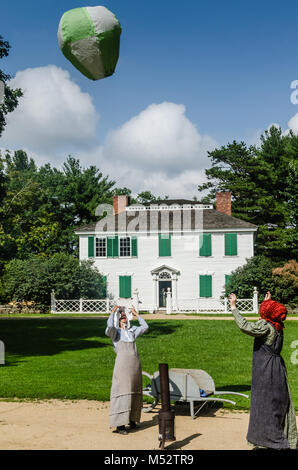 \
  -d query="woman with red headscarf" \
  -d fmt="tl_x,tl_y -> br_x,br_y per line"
230,291 -> 297,450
